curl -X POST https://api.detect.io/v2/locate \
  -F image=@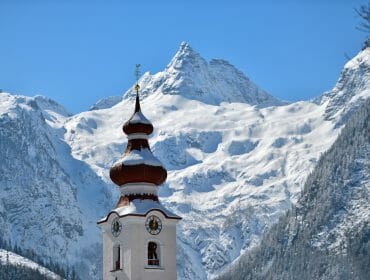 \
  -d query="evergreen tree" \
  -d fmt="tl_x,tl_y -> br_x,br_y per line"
356,3 -> 370,34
